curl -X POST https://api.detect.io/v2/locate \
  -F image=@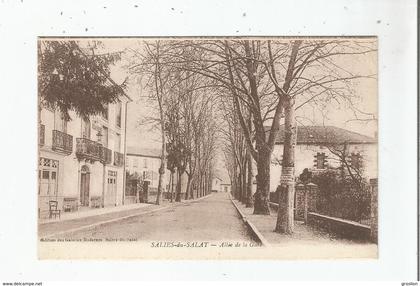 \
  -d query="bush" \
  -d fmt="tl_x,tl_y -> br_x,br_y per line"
310,169 -> 371,222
